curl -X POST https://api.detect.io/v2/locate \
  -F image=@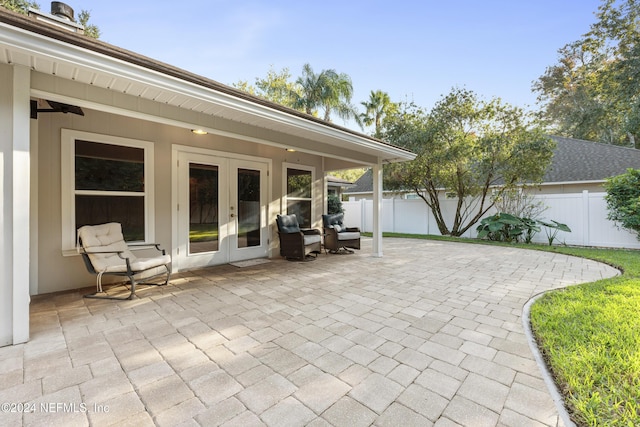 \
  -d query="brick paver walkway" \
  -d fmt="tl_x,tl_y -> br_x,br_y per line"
0,238 -> 619,426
